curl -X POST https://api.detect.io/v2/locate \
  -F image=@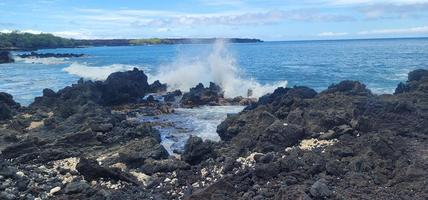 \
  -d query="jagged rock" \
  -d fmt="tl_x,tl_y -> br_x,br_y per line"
310,179 -> 332,198
150,80 -> 167,93
101,68 -> 151,105
118,138 -> 169,167
0,92 -> 20,120
0,51 -> 14,64
141,158 -> 190,175
163,90 -> 182,102
321,80 -> 372,96
17,52 -> 84,58
182,136 -> 217,165
64,181 -> 91,194
181,82 -> 224,107
76,158 -> 140,185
